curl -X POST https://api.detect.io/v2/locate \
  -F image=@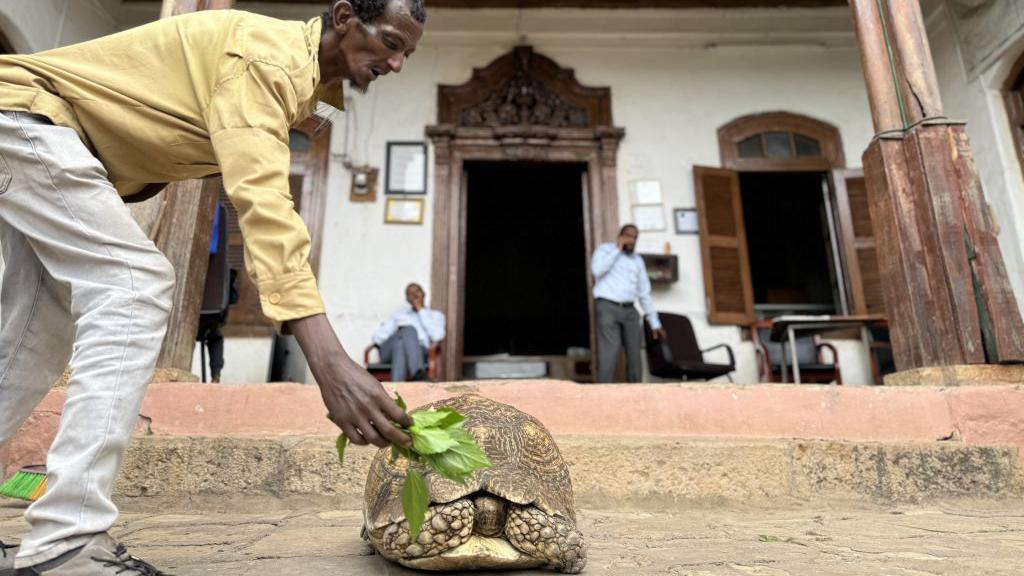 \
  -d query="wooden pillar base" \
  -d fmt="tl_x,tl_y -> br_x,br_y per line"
884,364 -> 1024,387
864,122 -> 1024,370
